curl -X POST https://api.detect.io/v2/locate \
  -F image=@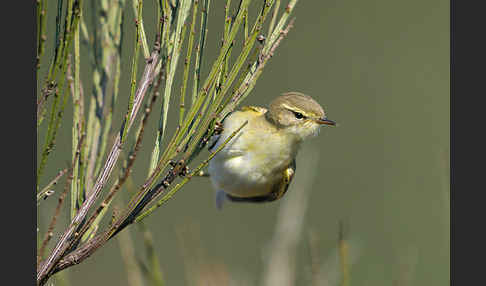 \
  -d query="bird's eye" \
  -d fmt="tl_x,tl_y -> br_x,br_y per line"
293,112 -> 304,119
